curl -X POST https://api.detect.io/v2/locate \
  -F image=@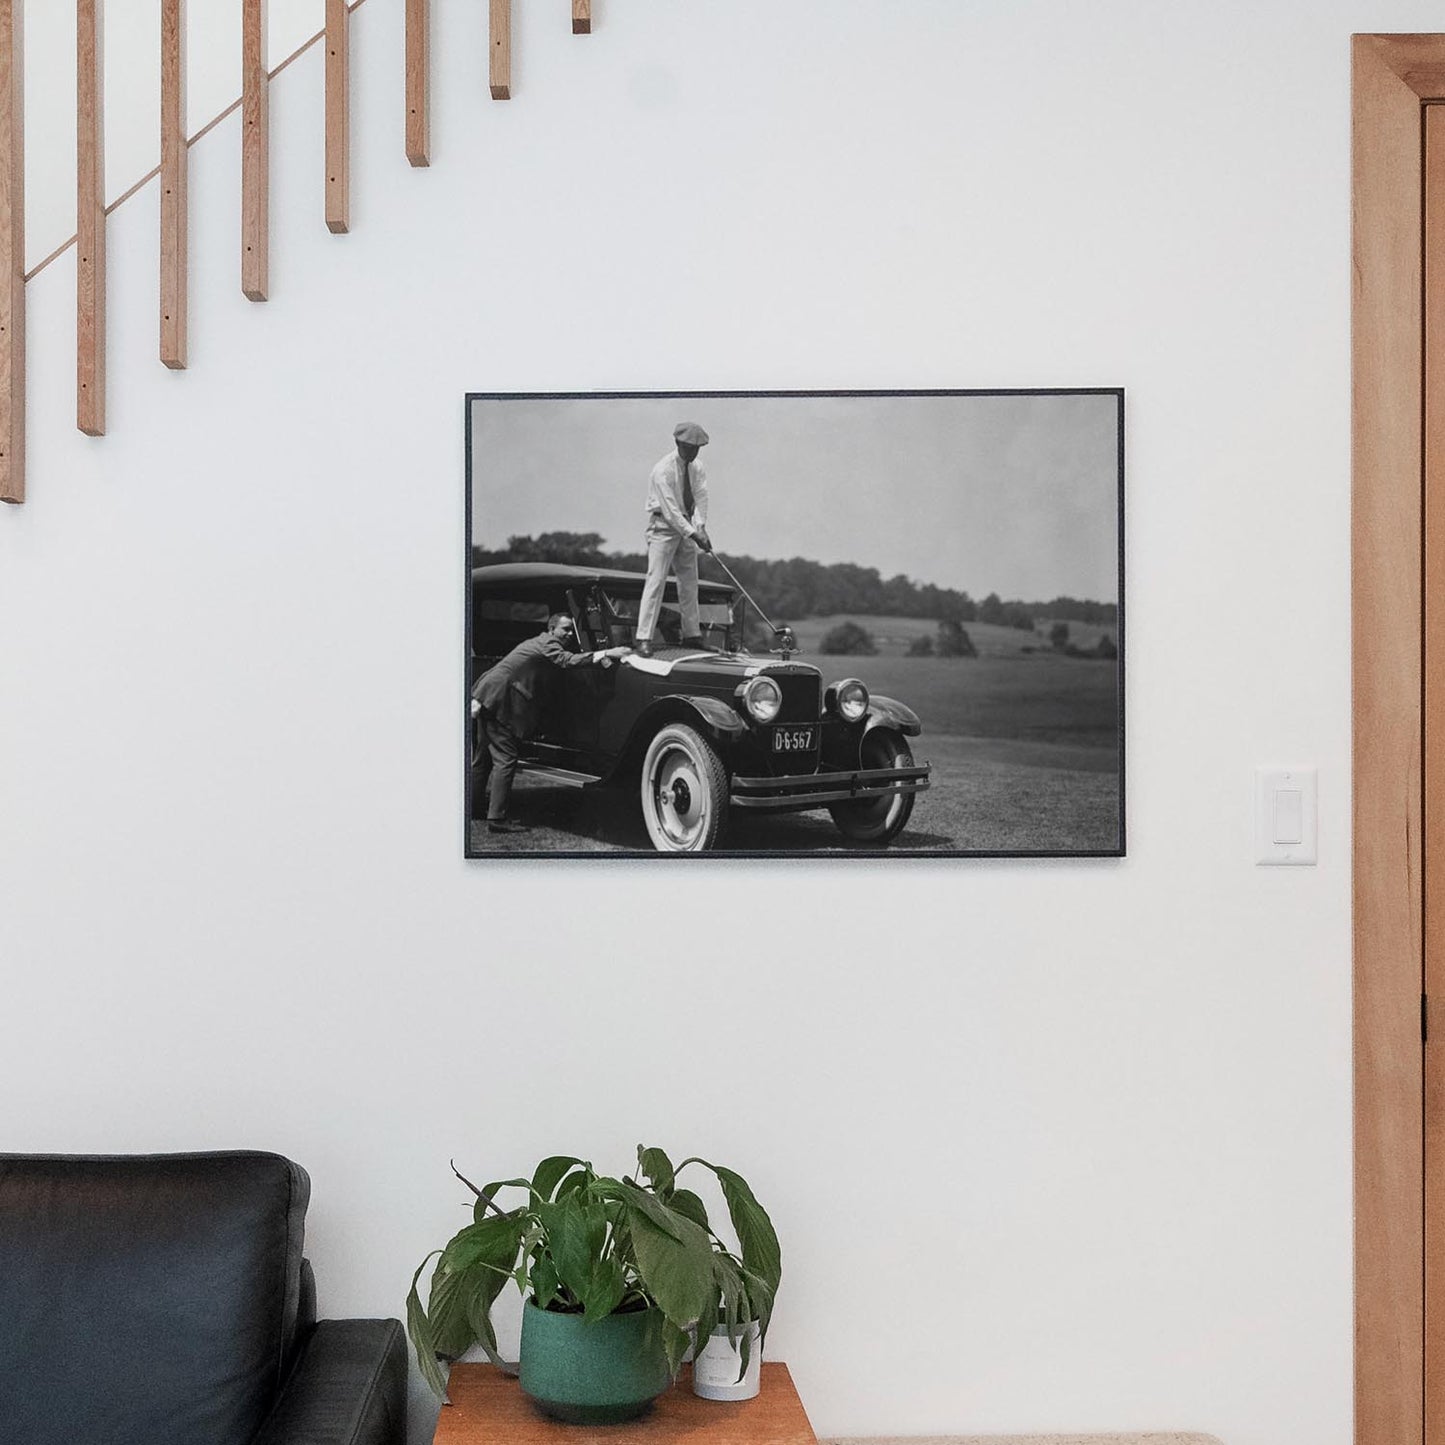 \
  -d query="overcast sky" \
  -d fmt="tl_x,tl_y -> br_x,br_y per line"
469,392 -> 1120,603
